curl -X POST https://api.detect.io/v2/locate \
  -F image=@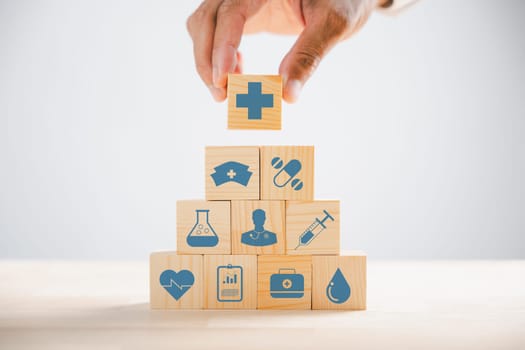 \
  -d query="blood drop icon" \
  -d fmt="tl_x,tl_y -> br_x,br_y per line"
326,268 -> 351,304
